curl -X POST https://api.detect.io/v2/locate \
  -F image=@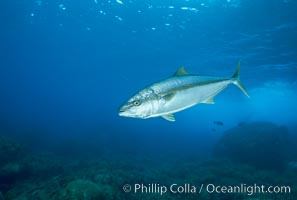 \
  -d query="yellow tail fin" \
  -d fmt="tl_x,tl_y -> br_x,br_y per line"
232,62 -> 250,98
